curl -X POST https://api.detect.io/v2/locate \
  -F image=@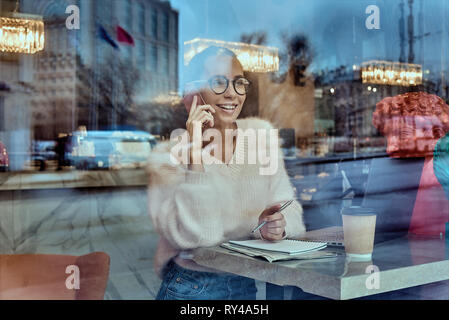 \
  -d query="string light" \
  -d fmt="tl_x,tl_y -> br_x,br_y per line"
361,60 -> 422,86
184,38 -> 279,73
